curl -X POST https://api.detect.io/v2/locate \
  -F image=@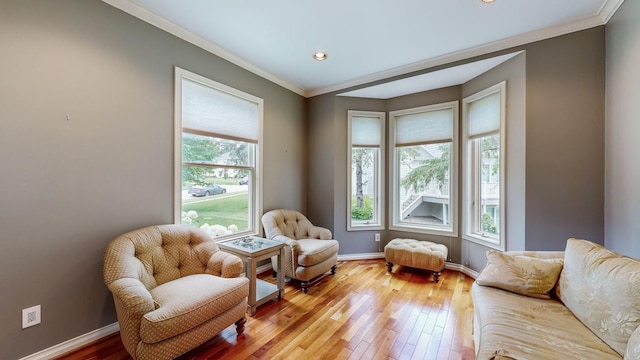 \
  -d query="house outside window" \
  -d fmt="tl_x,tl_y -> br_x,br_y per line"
174,67 -> 262,240
462,81 -> 506,250
348,111 -> 385,230
389,101 -> 459,236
